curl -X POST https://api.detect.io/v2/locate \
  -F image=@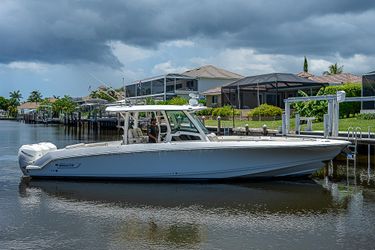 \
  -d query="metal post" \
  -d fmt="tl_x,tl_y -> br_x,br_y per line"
281,113 -> 286,136
328,100 -> 333,136
324,114 -> 329,138
295,113 -> 300,135
232,106 -> 235,128
237,84 -> 241,109
257,83 -> 260,106
163,76 -> 167,101
335,99 -> 340,137
217,116 -> 221,135
285,101 -> 290,134
122,113 -> 129,145
245,124 -> 249,136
